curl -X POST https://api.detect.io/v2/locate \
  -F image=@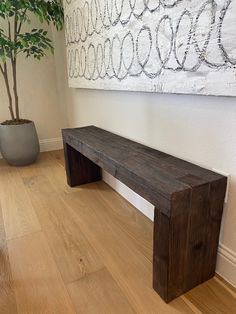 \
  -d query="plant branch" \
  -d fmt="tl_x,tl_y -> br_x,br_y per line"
17,8 -> 27,34
0,61 -> 15,120
11,11 -> 20,120
0,63 -> 4,75
7,17 -> 15,63
7,19 -> 11,40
